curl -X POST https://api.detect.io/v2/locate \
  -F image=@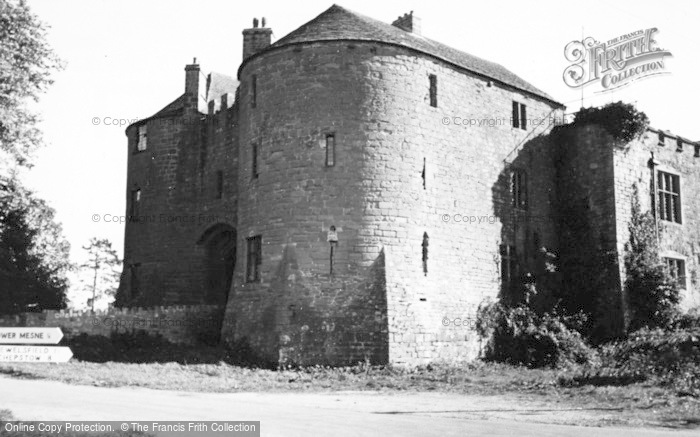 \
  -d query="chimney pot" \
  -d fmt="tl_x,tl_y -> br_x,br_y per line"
243,19 -> 272,60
